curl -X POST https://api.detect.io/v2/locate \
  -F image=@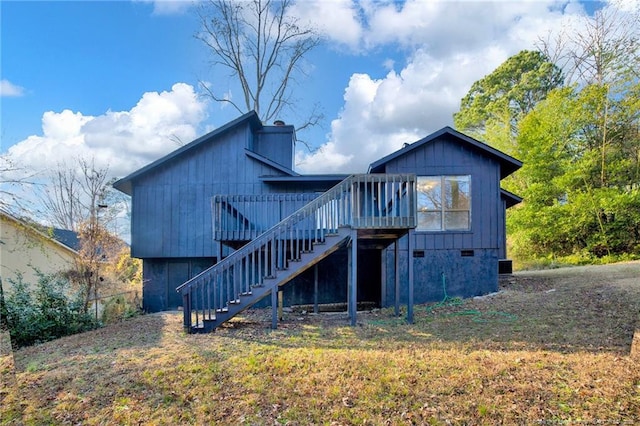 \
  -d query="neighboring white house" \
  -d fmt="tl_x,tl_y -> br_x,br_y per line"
0,210 -> 78,292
